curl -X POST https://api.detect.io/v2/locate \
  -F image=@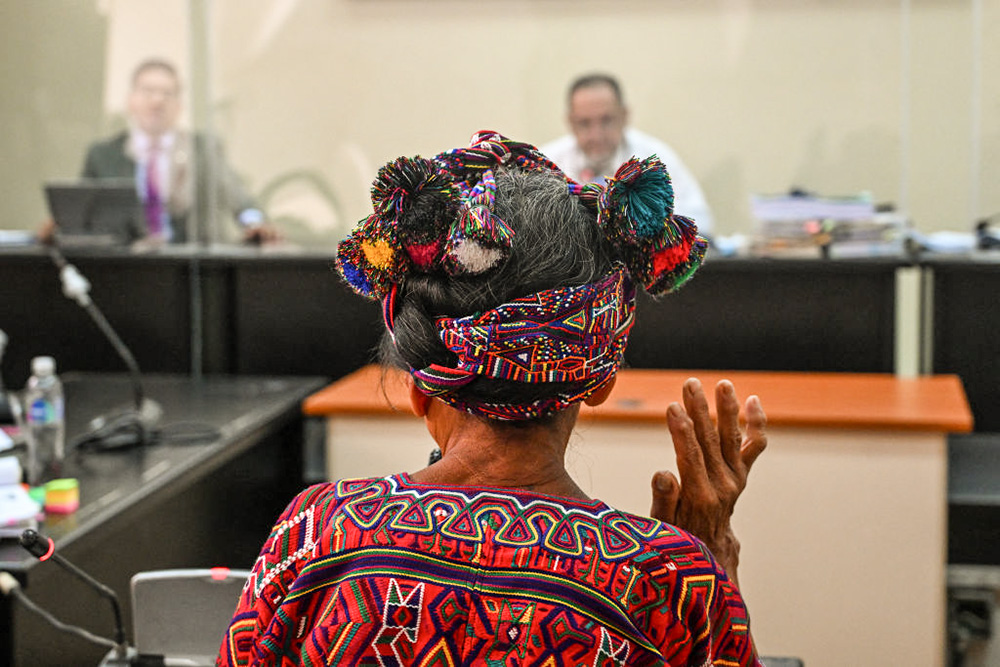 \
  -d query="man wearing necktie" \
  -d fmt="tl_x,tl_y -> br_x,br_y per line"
540,73 -> 715,236
77,59 -> 275,244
